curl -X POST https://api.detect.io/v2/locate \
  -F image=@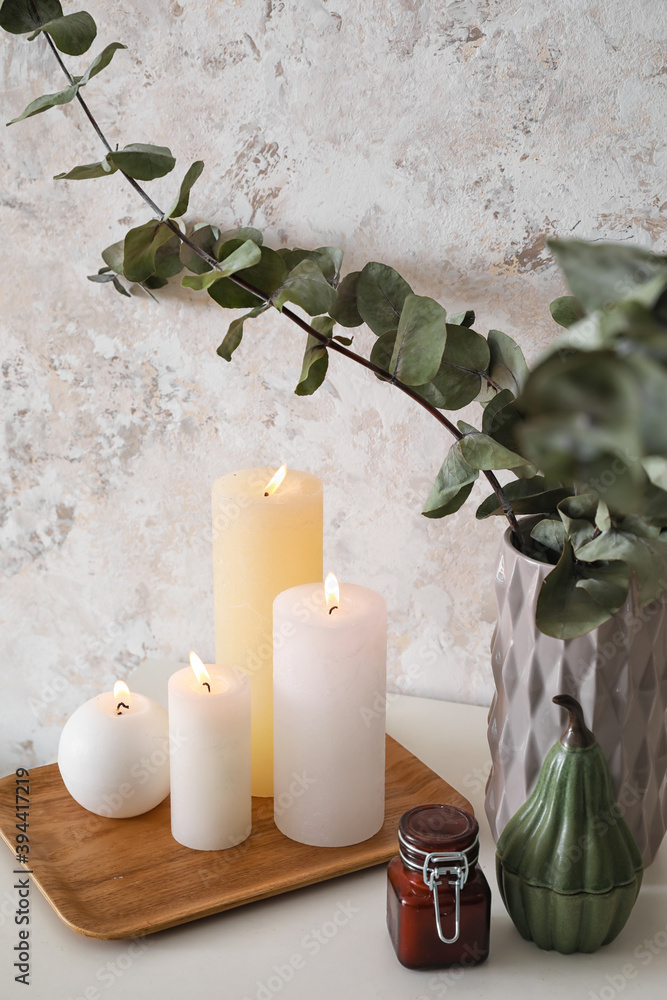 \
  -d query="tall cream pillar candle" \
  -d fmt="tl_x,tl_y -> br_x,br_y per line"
212,466 -> 323,797
273,575 -> 387,847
